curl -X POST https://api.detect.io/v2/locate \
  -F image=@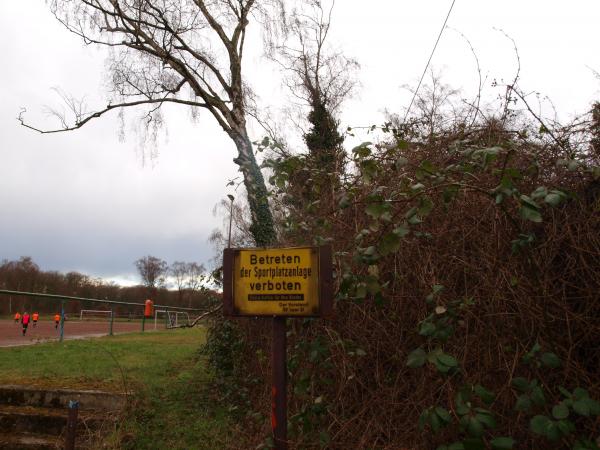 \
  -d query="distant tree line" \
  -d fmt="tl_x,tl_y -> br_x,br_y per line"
0,256 -> 218,316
